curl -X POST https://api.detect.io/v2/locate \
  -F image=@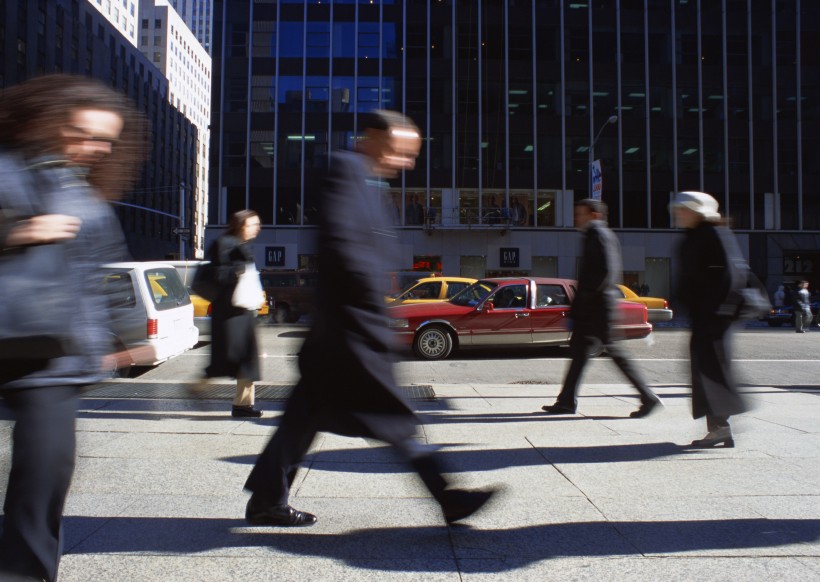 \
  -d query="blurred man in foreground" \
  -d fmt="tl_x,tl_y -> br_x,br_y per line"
0,75 -> 146,581
244,110 -> 496,527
